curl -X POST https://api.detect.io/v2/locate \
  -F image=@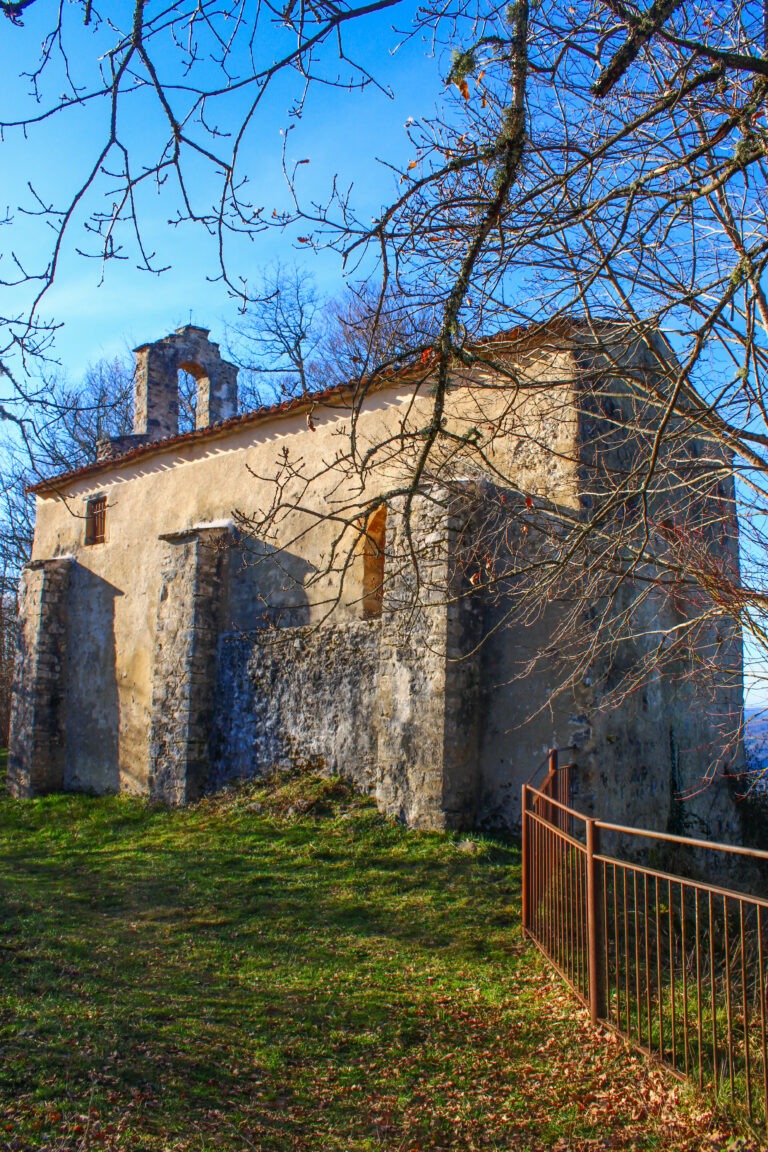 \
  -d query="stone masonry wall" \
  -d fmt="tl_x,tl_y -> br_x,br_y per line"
570,346 -> 745,846
7,558 -> 72,798
209,621 -> 381,793
208,491 -> 483,828
148,528 -> 231,804
376,490 -> 483,829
